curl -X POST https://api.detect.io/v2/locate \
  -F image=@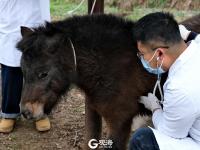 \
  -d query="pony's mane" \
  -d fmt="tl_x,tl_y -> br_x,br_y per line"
33,14 -> 135,36
17,14 -> 136,55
